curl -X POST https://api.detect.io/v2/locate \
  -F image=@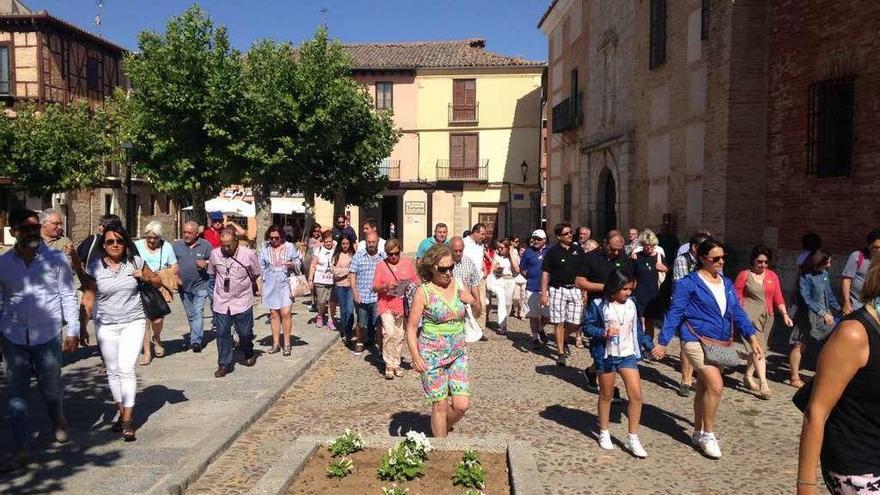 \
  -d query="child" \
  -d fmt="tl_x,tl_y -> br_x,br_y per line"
583,269 -> 661,458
